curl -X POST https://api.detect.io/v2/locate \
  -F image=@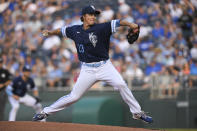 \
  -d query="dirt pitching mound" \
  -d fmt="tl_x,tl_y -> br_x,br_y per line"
0,121 -> 160,131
